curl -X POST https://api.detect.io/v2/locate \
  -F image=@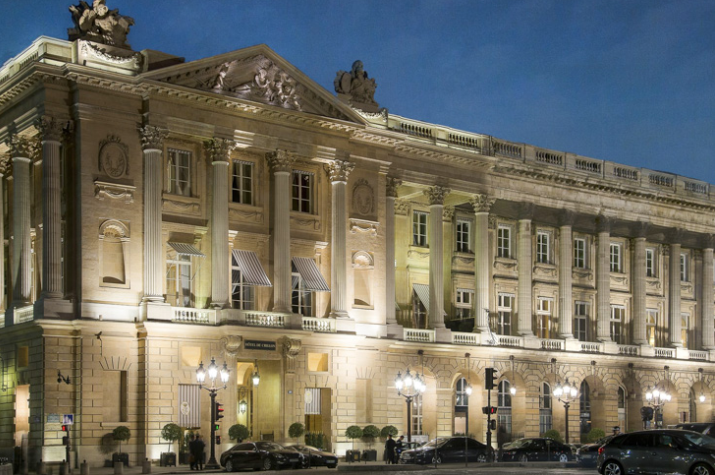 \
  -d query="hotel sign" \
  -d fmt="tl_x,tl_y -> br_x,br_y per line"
245,340 -> 276,351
